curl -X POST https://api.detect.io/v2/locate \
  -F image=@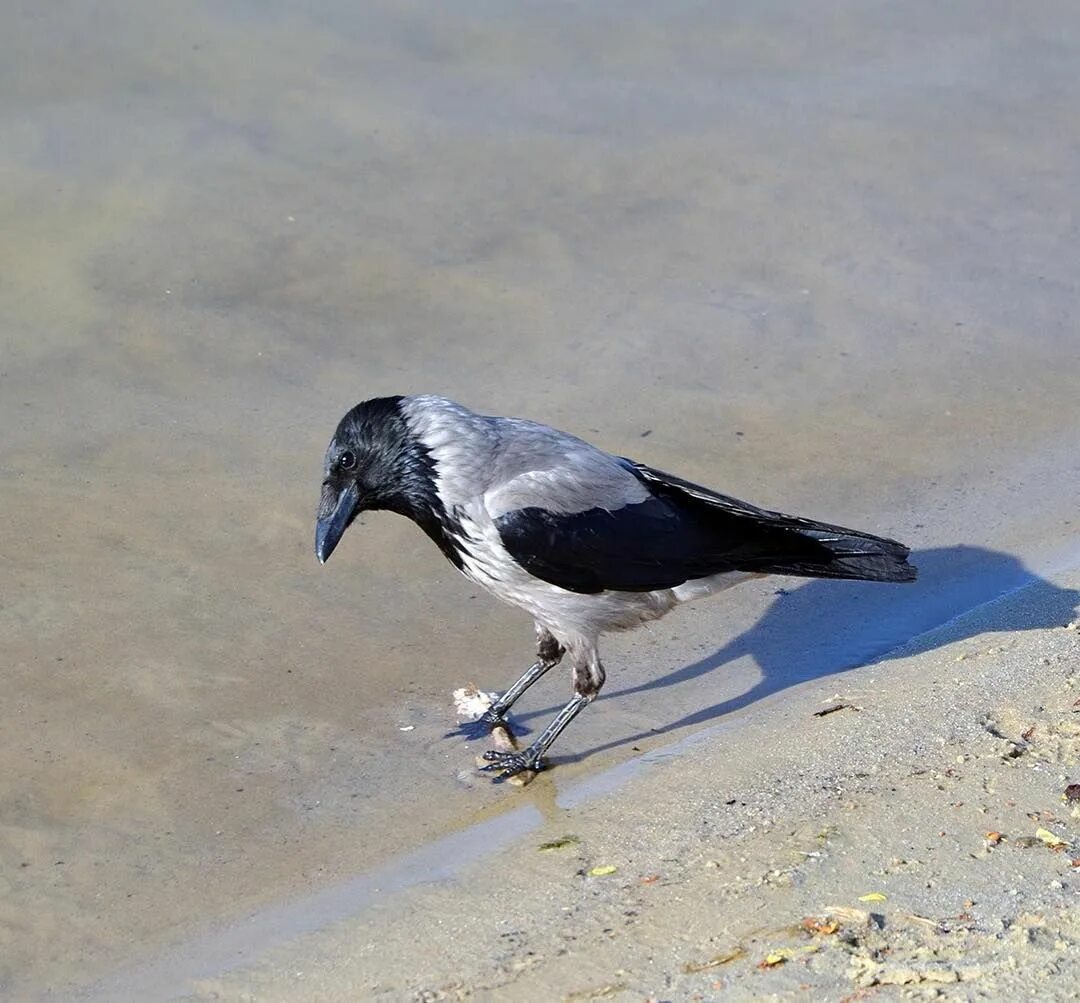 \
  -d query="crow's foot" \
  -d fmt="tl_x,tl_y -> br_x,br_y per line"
479,706 -> 509,729
480,748 -> 544,780
449,706 -> 513,741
